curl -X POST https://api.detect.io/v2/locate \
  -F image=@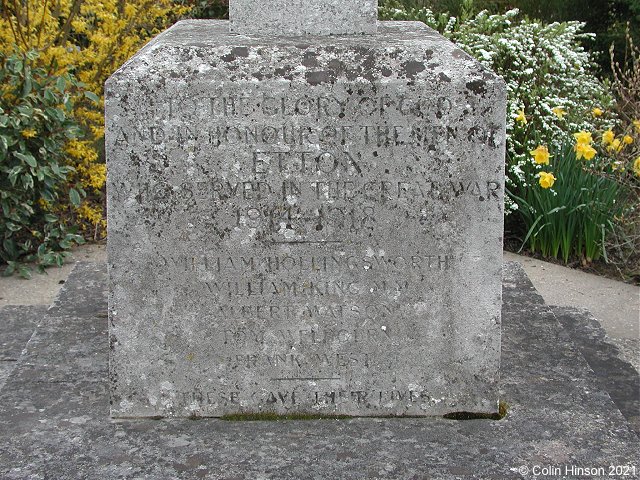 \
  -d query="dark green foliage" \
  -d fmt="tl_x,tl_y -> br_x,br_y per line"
508,141 -> 625,263
181,0 -> 229,19
380,0 -> 640,73
380,0 -> 499,18
0,50 -> 86,277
